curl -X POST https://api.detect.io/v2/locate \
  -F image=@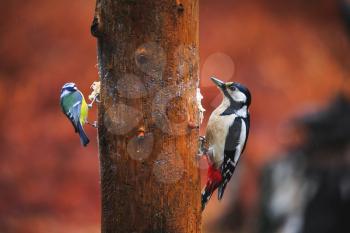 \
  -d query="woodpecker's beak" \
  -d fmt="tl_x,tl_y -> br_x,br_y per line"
211,77 -> 225,89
